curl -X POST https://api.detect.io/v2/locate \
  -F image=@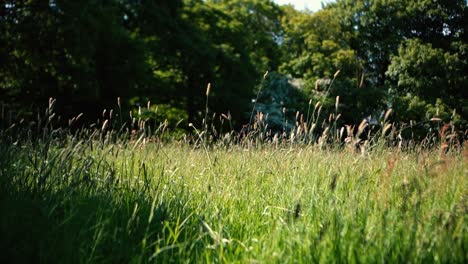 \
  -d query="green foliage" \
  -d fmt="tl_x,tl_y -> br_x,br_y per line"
391,95 -> 462,127
132,102 -> 188,128
277,5 -> 389,125
0,0 -> 152,115
387,40 -> 468,129
280,7 -> 358,85
1,0 -> 467,136
254,72 -> 307,131
387,40 -> 465,98
332,0 -> 466,83
389,95 -> 464,139
391,95 -> 429,123
208,0 -> 283,72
